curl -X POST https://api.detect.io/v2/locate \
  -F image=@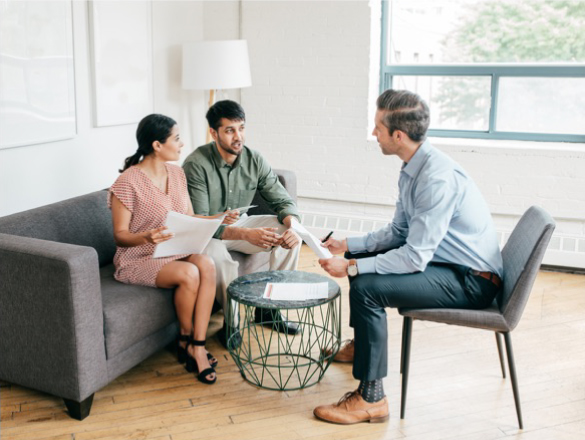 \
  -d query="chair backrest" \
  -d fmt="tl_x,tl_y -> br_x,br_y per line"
499,206 -> 555,330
